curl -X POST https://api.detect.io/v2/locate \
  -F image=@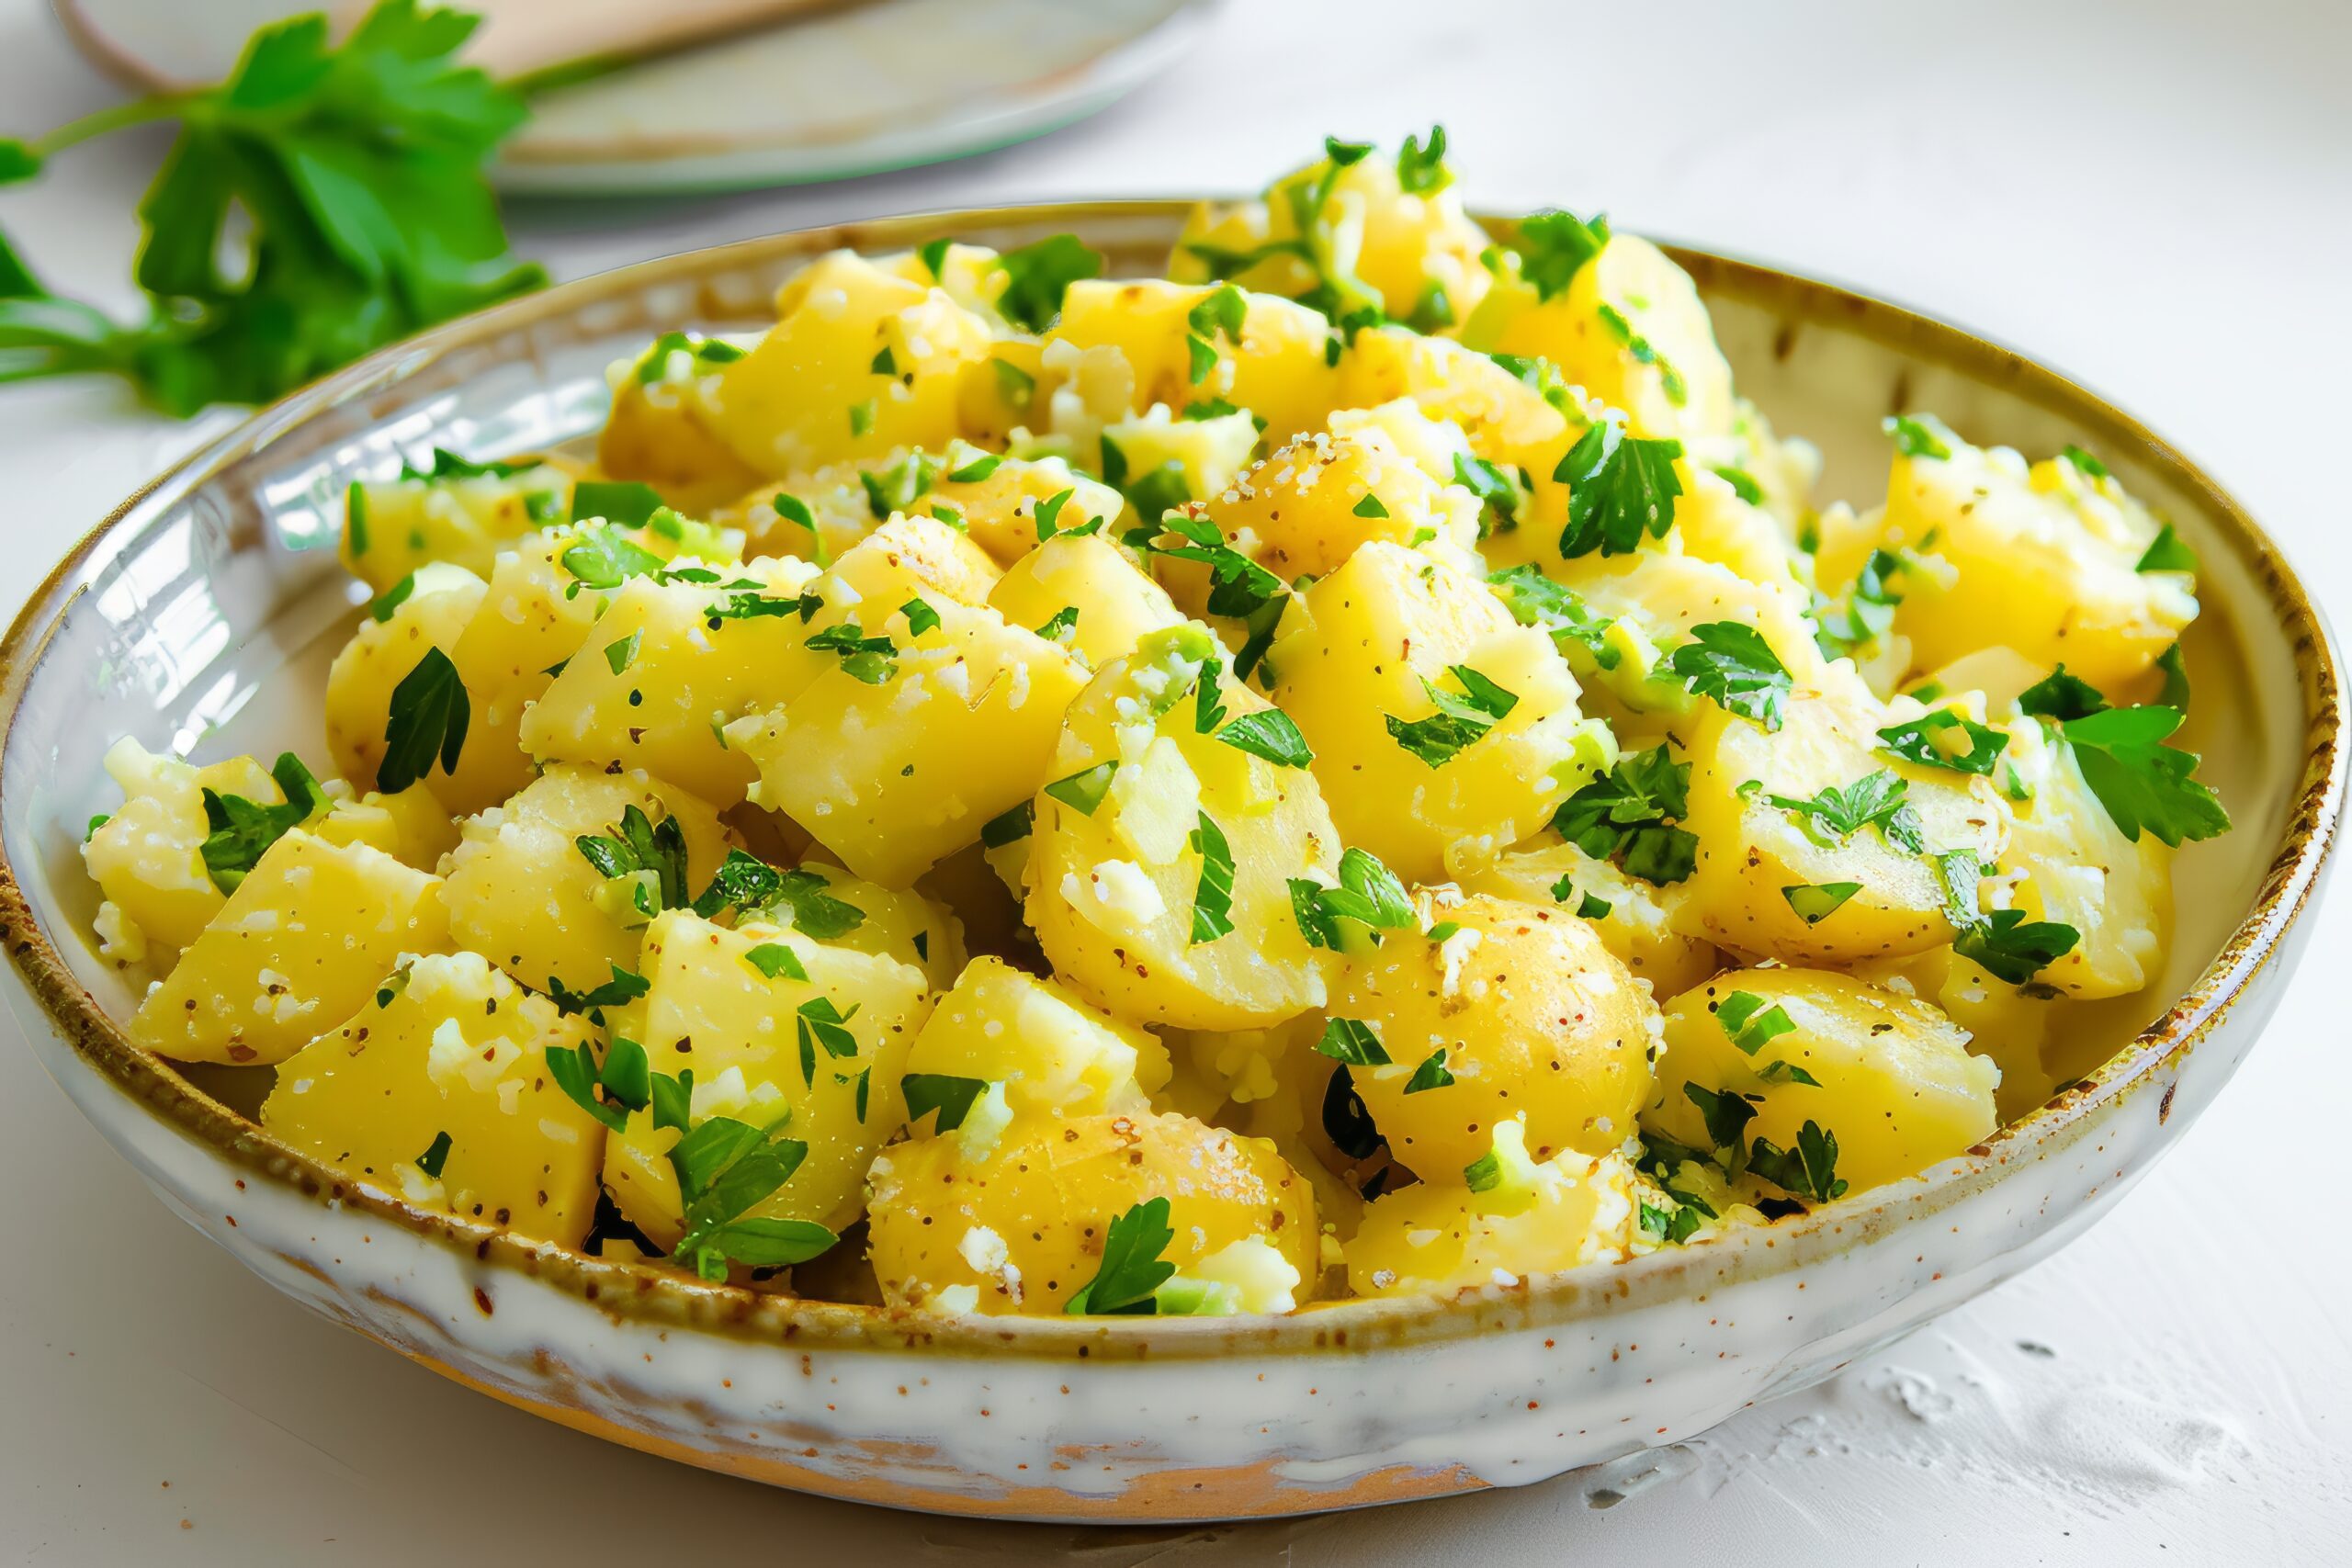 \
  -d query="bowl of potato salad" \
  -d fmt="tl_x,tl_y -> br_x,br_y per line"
0,129 -> 2338,1521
